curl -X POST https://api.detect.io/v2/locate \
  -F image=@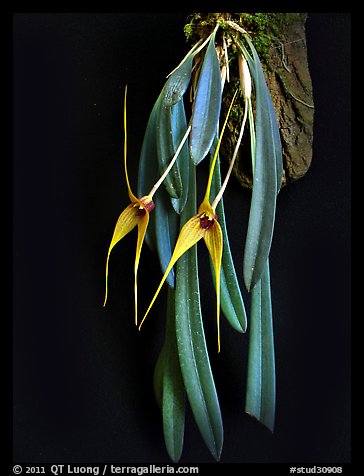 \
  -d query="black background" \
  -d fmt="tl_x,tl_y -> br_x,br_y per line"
12,13 -> 351,465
